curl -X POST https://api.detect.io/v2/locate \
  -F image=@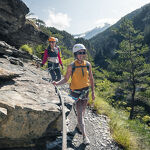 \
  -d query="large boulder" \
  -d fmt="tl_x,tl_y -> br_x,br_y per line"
0,41 -> 73,148
0,59 -> 61,148
0,0 -> 48,48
